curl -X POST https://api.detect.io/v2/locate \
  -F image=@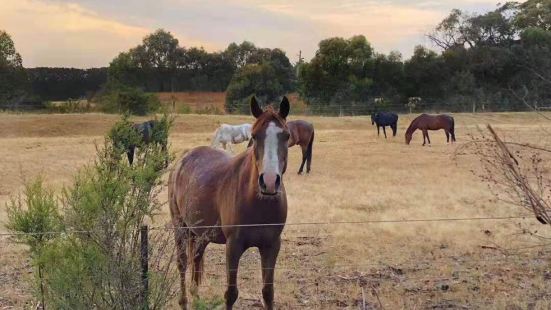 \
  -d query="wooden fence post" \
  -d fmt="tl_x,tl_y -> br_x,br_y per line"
140,225 -> 149,310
